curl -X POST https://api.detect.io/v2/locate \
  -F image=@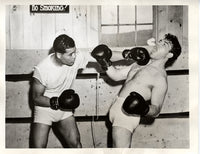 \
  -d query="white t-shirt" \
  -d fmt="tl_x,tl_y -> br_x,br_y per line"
33,50 -> 88,98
